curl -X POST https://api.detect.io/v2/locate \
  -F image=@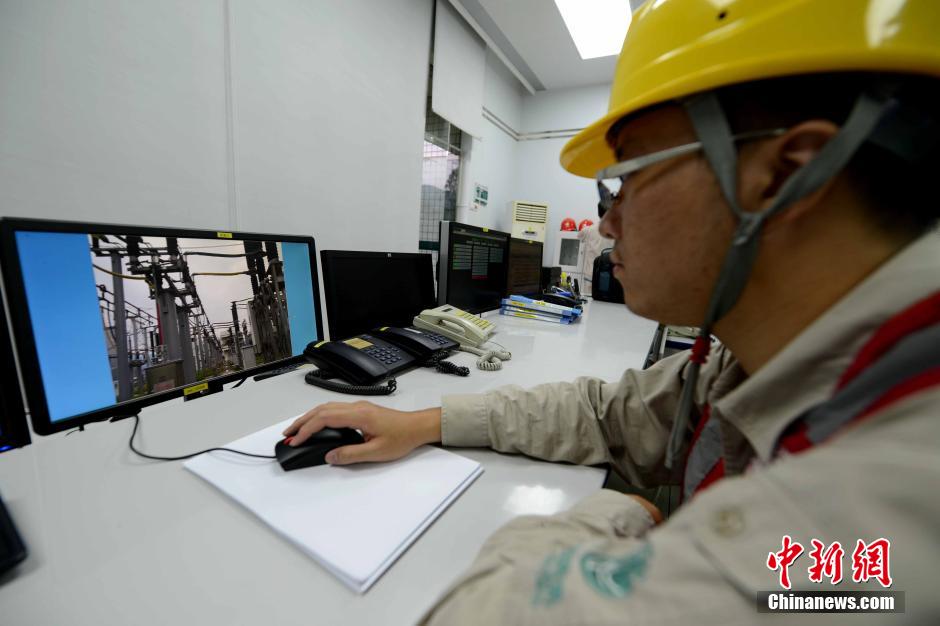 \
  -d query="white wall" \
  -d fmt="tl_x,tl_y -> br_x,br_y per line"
0,0 -> 432,256
456,54 -> 611,268
456,48 -> 522,232
0,0 -> 230,228
516,83 -> 611,265
0,0 -> 611,276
